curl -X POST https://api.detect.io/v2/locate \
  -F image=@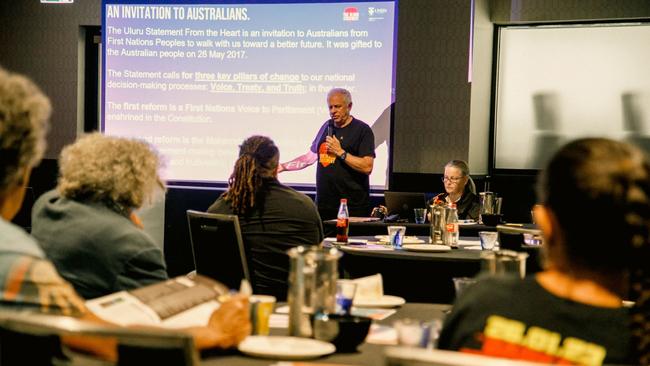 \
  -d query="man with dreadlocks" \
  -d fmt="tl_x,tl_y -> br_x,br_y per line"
208,136 -> 323,300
